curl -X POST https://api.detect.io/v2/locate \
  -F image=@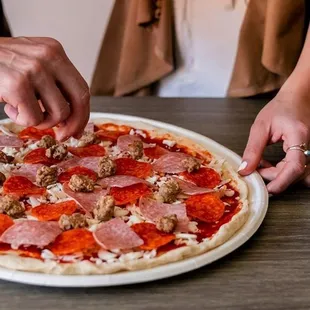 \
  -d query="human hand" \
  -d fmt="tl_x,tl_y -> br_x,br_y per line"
238,91 -> 310,194
0,37 -> 90,141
